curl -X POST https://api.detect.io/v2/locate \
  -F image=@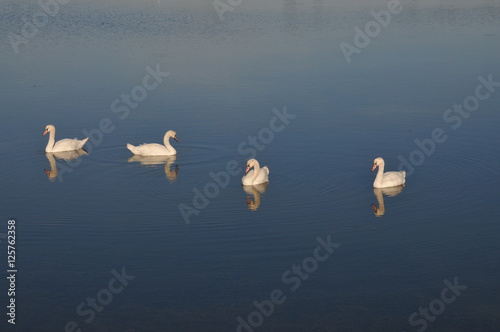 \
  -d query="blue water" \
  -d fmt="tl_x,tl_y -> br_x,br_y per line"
1,0 -> 500,331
